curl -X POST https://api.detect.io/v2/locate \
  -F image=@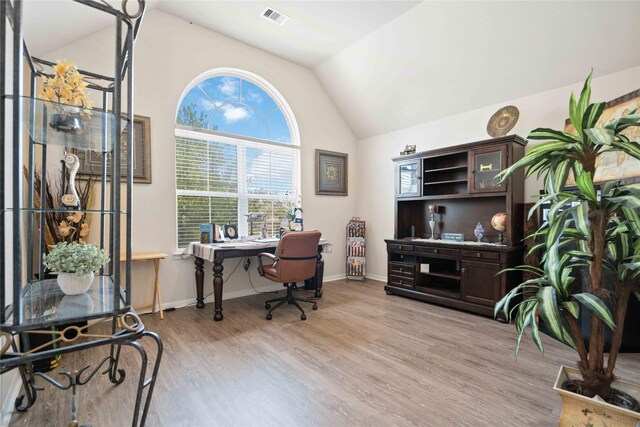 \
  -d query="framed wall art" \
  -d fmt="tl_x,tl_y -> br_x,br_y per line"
564,88 -> 640,185
315,149 -> 348,196
76,114 -> 152,184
